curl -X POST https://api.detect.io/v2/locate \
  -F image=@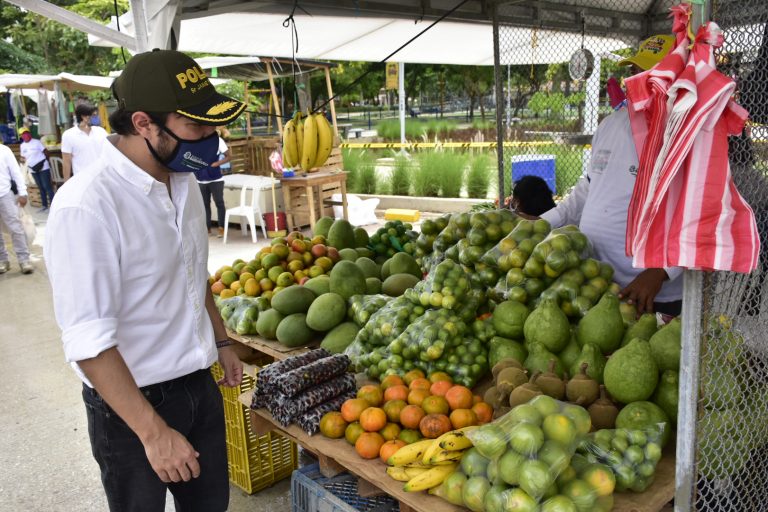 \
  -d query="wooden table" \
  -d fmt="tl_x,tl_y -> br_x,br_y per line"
238,388 -> 675,512
227,330 -> 319,361
279,170 -> 348,231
